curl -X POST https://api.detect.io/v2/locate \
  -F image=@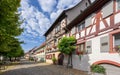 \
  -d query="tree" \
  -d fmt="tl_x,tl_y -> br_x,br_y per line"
58,36 -> 76,68
6,38 -> 24,61
0,0 -> 23,53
